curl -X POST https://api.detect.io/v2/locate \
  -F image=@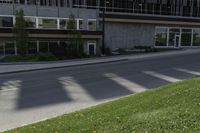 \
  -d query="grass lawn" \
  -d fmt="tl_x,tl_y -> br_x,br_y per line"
4,77 -> 200,133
